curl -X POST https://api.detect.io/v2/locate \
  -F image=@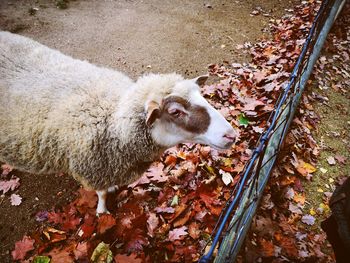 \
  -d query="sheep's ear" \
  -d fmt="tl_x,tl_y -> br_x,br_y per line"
193,75 -> 209,87
145,101 -> 161,127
